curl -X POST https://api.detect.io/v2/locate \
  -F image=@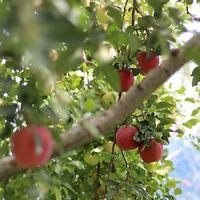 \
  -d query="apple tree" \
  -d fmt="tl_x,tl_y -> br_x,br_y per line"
0,0 -> 200,199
